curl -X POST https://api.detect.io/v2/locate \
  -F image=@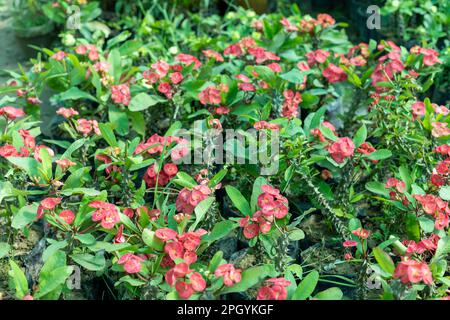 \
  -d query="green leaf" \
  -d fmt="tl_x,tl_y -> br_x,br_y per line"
71,252 -> 106,271
58,87 -> 97,102
128,92 -> 166,112
42,241 -> 68,262
431,236 -> 450,264
12,204 -> 38,229
365,181 -> 389,197
373,247 -> 395,275
109,104 -> 129,136
208,169 -> 228,188
74,234 -> 96,245
225,185 -> 251,216
366,149 -> 392,161
319,125 -> 337,141
353,124 -> 367,148
142,229 -> 164,251
439,186 -> 450,201
98,123 -> 118,147
189,197 -> 215,231
0,242 -> 11,259
288,229 -> 305,241
8,260 -> 29,299
208,251 -> 223,273
173,172 -> 197,188
107,49 -> 122,82
7,157 -> 40,178
203,220 -> 236,242
314,287 -> 343,300
292,270 -> 319,300
220,264 -> 277,294
405,213 -> 421,242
